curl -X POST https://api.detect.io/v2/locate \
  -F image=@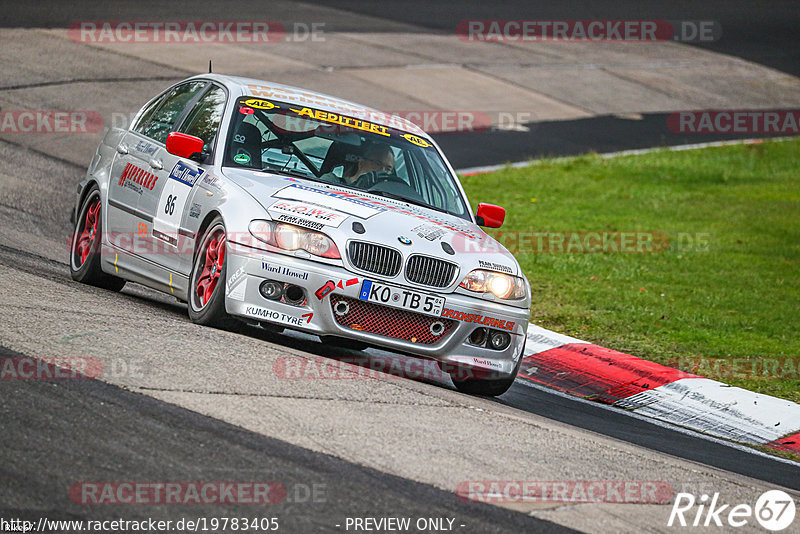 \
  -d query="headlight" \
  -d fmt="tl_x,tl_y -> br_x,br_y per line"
248,220 -> 340,259
459,269 -> 526,299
